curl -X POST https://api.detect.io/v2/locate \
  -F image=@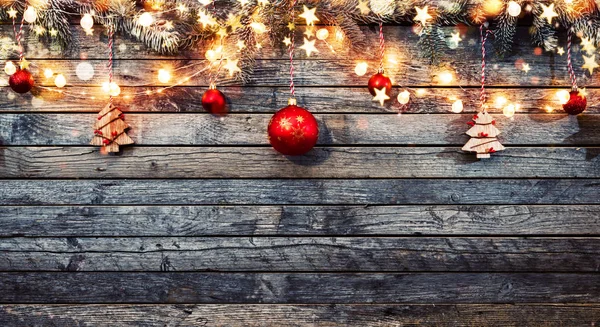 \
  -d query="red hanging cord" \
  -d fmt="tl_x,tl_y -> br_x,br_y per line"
288,0 -> 298,98
567,29 -> 578,91
480,25 -> 493,111
378,22 -> 385,73
107,24 -> 114,106
12,2 -> 27,62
